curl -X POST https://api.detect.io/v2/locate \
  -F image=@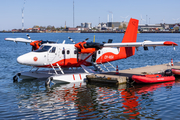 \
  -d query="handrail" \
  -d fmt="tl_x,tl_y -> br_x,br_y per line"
107,61 -> 116,70
56,63 -> 64,74
50,64 -> 58,74
95,61 -> 116,72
